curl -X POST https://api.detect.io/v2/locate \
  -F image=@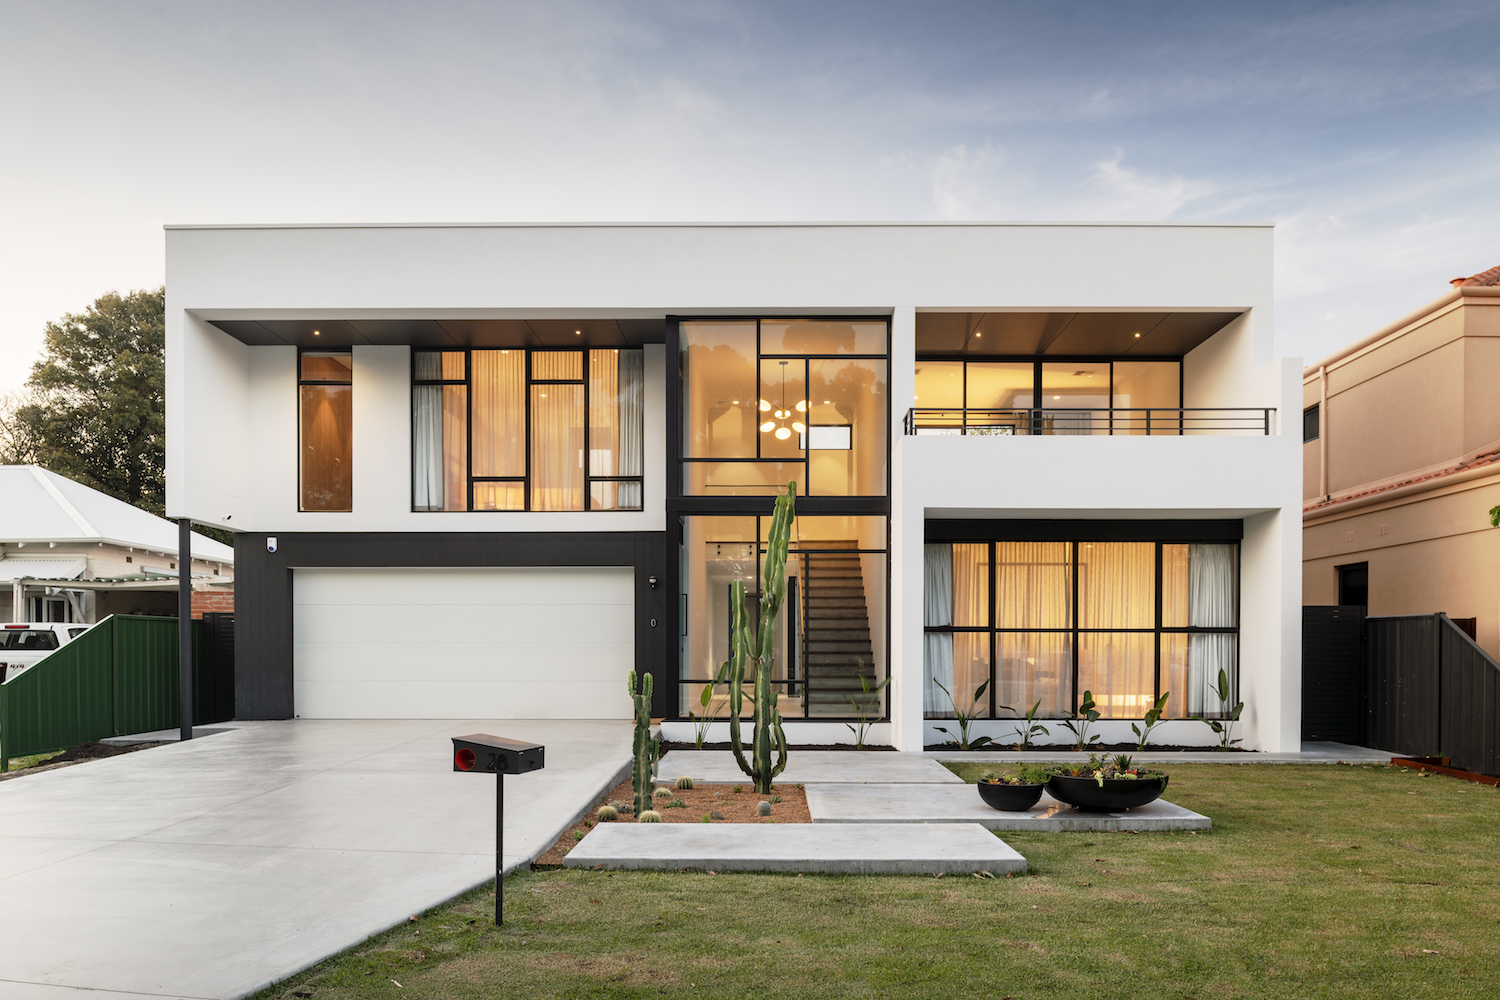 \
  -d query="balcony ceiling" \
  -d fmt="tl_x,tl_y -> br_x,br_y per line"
207,318 -> 667,349
916,311 -> 1241,357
